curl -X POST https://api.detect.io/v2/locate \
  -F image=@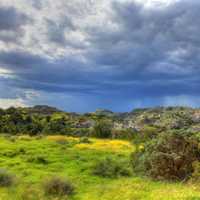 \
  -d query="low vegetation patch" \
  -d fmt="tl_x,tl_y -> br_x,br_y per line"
0,168 -> 15,187
93,157 -> 132,178
43,176 -> 75,196
26,155 -> 49,165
